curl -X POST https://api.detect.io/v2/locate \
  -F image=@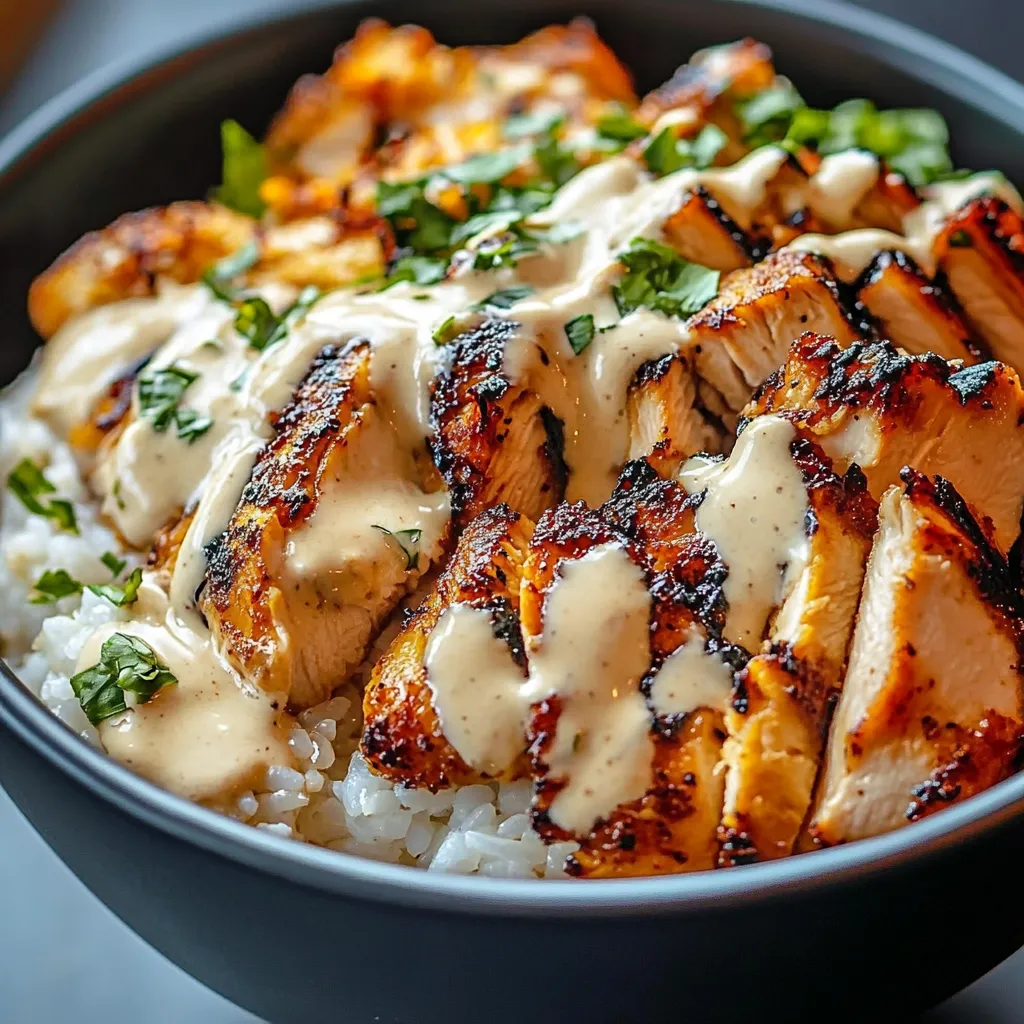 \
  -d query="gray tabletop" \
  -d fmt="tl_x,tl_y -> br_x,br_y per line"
2,1 -> 1023,1021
